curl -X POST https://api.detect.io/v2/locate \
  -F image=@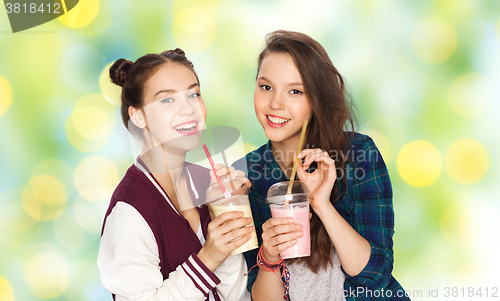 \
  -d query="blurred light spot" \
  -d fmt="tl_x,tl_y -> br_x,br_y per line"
72,105 -> 112,140
30,175 -> 67,206
24,253 -> 69,299
99,62 -> 121,106
61,45 -> 106,92
0,187 -> 37,232
0,276 -> 14,301
0,75 -> 13,117
360,129 -> 392,163
31,159 -> 73,192
172,4 -> 217,52
54,211 -> 85,250
449,73 -> 493,118
23,175 -> 67,221
445,139 -> 489,184
58,0 -> 99,28
74,157 -> 119,202
73,196 -> 109,233
412,18 -> 457,63
397,140 -> 442,187
65,94 -> 116,152
440,204 -> 473,247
